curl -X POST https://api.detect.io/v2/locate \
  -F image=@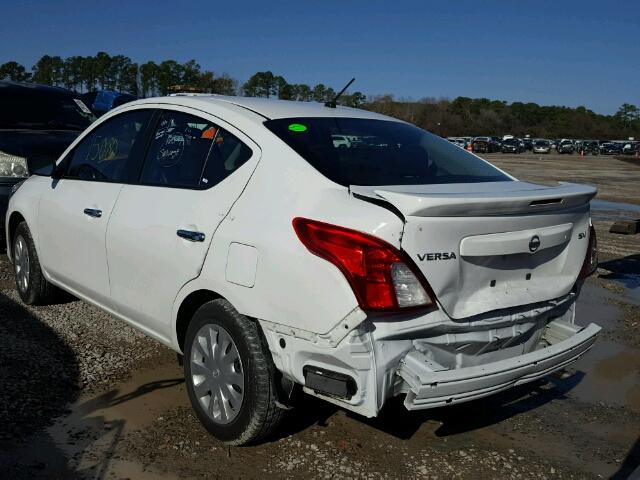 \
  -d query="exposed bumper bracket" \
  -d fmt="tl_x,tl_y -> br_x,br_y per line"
398,320 -> 601,410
